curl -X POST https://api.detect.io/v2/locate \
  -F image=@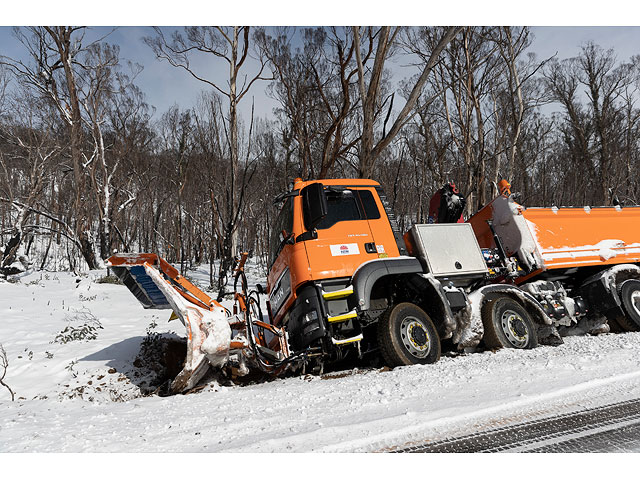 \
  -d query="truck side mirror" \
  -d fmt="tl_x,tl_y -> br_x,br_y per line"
302,182 -> 328,231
